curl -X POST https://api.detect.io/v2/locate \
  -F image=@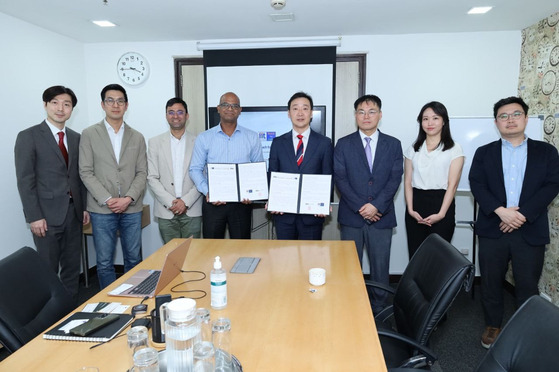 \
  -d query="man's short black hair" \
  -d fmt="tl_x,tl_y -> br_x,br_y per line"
354,94 -> 382,110
42,86 -> 77,107
166,97 -> 188,113
288,92 -> 313,110
100,83 -> 128,102
493,96 -> 529,119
